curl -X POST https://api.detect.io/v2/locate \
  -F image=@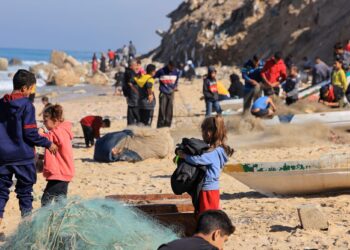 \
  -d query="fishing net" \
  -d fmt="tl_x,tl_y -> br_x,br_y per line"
4,198 -> 178,250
